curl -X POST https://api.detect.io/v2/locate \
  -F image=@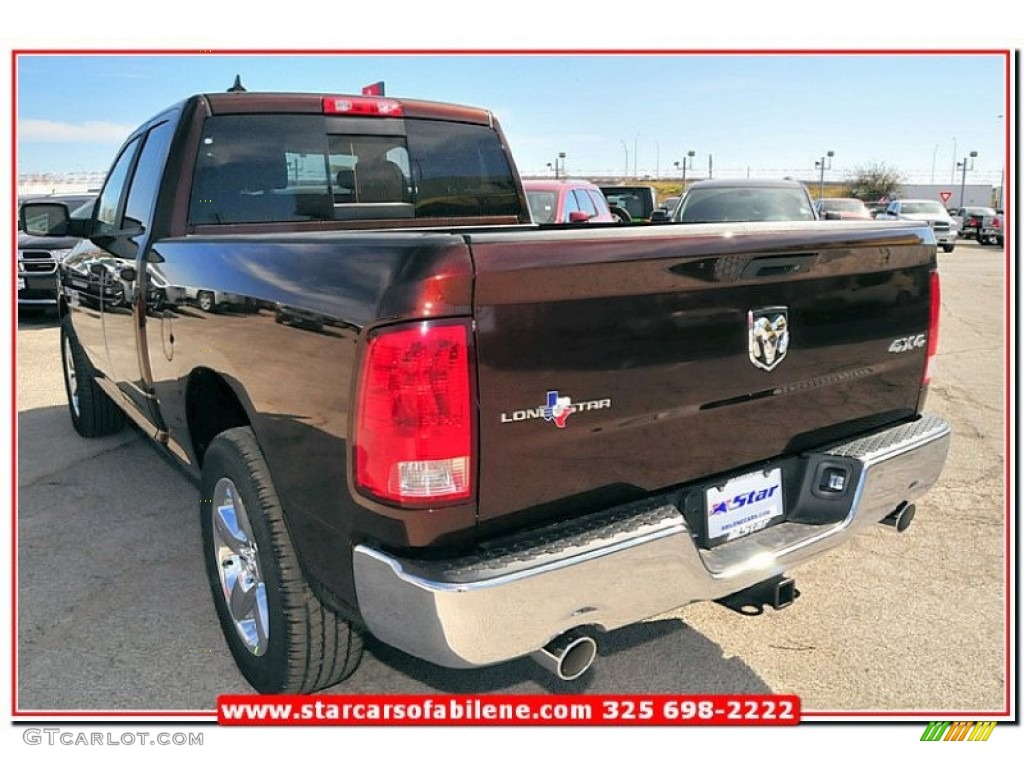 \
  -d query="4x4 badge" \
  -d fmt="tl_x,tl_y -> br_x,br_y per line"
748,307 -> 789,371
